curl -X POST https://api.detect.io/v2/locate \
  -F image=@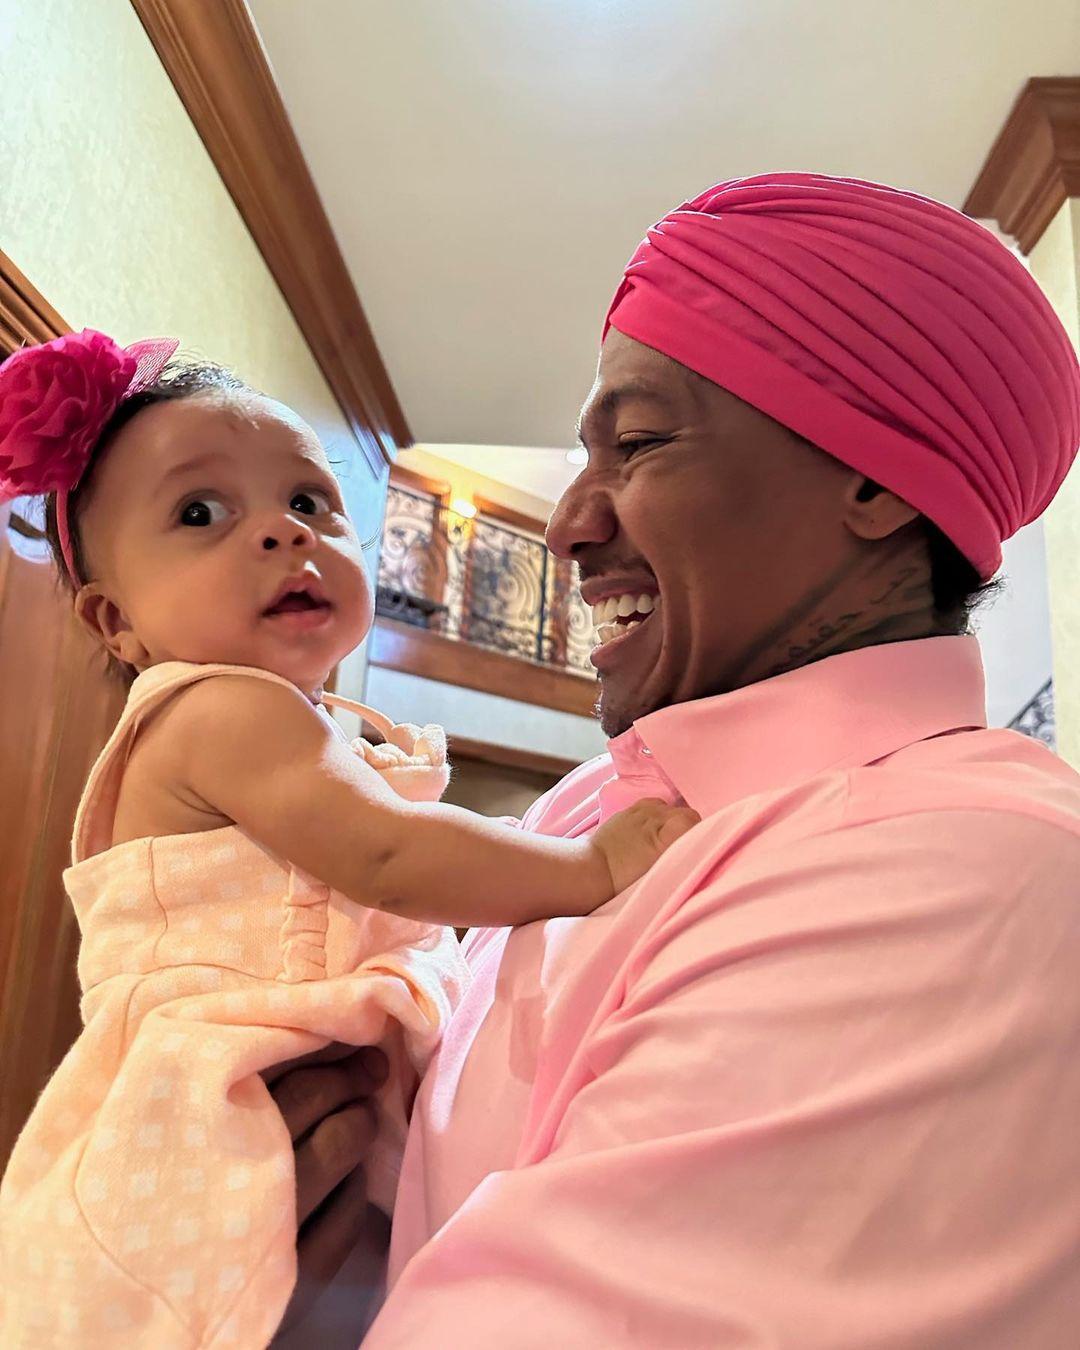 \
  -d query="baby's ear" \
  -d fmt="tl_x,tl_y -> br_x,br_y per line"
74,585 -> 150,668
